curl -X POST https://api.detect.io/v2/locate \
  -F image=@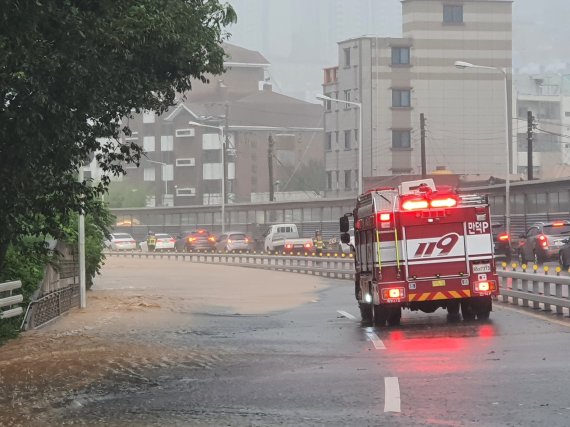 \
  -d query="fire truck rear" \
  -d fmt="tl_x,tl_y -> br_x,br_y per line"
339,179 -> 499,326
